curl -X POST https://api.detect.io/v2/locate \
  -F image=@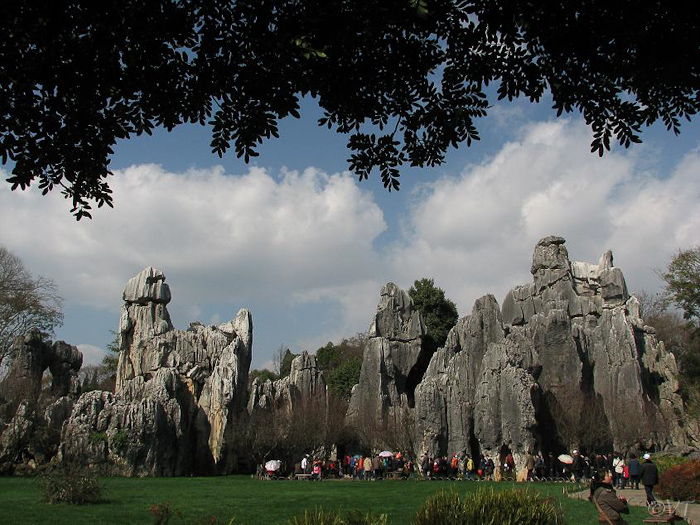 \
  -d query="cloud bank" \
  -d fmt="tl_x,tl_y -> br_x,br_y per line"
388,119 -> 700,314
1,119 -> 698,366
